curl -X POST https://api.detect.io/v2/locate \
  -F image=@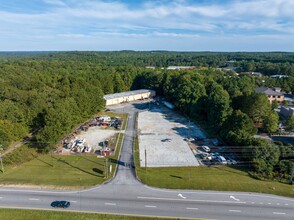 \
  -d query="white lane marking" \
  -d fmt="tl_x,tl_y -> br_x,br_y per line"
137,196 -> 246,204
70,201 -> 77,203
186,207 -> 199,210
273,212 -> 286,215
29,198 -> 40,201
145,205 -> 156,208
0,197 -> 3,199
230,196 -> 240,202
251,202 -> 255,204
268,203 -> 271,205
229,210 -> 241,212
143,185 -> 294,202
105,203 -> 116,206
277,203 -> 280,205
259,202 -> 263,204
285,203 -> 288,206
178,193 -> 186,199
